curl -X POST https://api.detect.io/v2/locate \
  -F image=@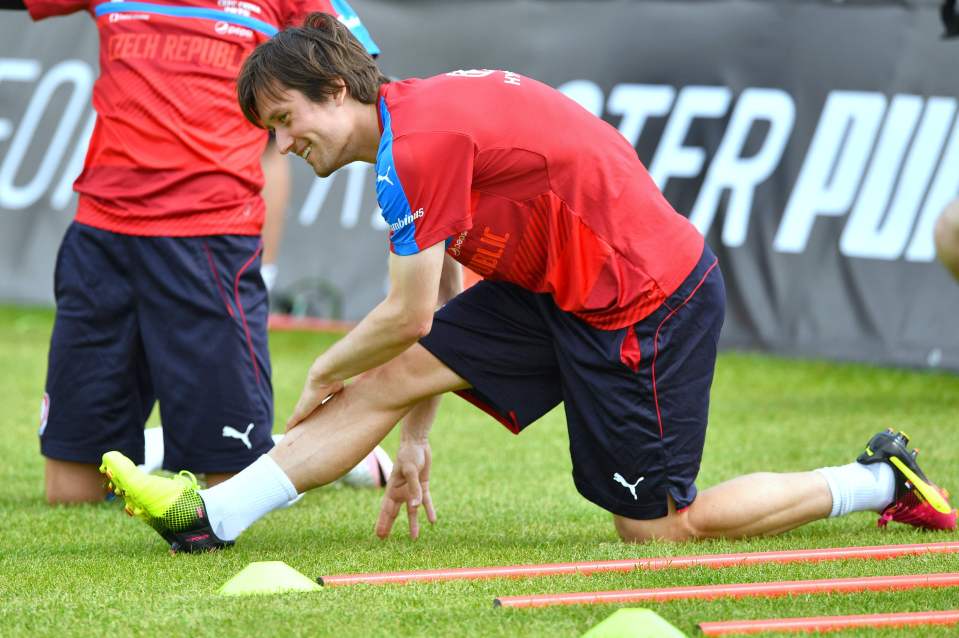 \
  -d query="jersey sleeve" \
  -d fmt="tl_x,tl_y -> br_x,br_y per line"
328,0 -> 379,56
377,131 -> 474,256
282,0 -> 332,26
283,0 -> 379,56
24,0 -> 88,20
